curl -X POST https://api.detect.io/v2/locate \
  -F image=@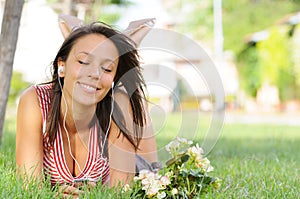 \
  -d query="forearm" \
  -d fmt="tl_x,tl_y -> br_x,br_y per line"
137,137 -> 158,163
16,158 -> 43,182
109,168 -> 134,188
